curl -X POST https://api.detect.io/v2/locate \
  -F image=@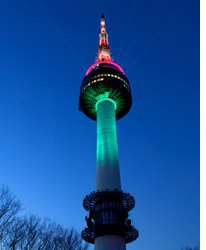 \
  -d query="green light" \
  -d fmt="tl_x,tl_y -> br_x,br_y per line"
95,97 -> 117,111
96,98 -> 121,191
